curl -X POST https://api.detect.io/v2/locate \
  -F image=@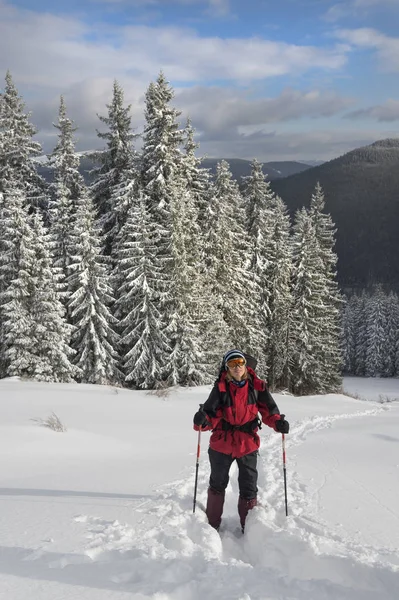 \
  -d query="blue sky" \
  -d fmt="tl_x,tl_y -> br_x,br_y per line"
1,0 -> 398,161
